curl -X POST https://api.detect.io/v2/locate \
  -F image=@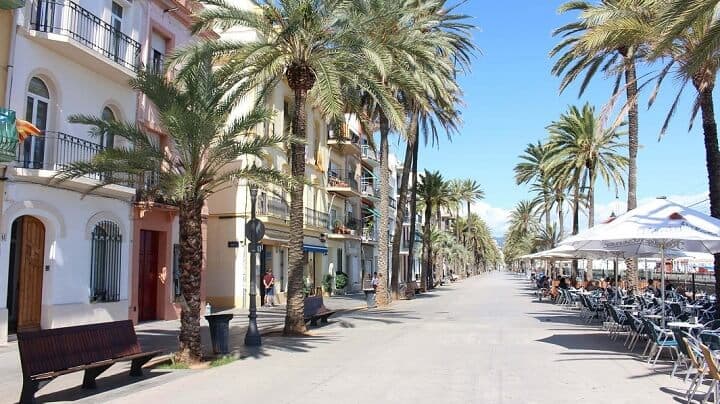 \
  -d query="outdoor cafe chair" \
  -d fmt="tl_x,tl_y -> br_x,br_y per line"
705,320 -> 720,331
699,343 -> 720,404
624,311 -> 646,351
671,328 -> 693,378
684,337 -> 708,402
642,318 -> 678,367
